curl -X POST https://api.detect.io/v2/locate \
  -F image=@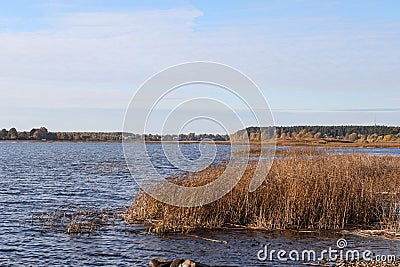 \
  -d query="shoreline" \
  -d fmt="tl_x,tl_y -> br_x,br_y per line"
275,139 -> 400,148
2,139 -> 400,148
